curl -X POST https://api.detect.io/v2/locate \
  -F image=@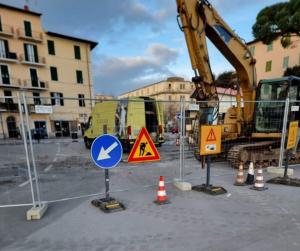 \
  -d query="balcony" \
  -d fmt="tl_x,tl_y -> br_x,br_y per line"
0,25 -> 14,37
19,54 -> 46,67
0,78 -> 22,89
28,104 -> 52,114
23,79 -> 49,90
0,102 -> 19,113
0,50 -> 18,63
17,28 -> 43,43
